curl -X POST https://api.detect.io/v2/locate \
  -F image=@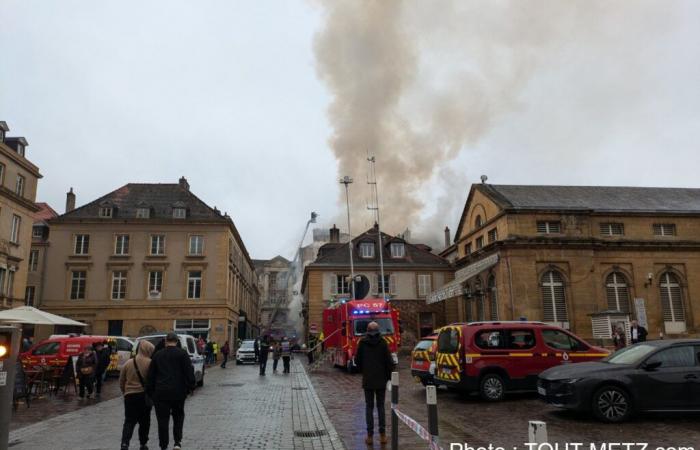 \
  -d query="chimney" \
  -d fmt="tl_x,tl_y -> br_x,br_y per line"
329,225 -> 340,243
179,176 -> 190,190
444,226 -> 451,248
66,188 -> 76,213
